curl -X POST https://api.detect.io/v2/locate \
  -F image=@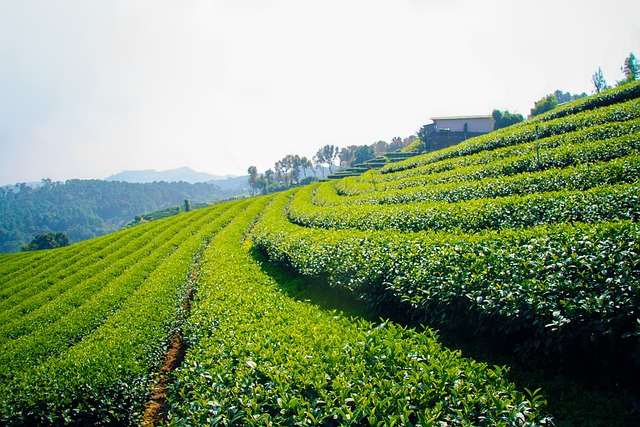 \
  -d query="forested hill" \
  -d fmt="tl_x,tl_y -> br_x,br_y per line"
0,179 -> 234,253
